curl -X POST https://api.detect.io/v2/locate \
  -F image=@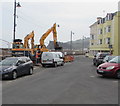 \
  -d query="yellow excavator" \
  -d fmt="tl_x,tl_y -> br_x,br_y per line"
35,23 -> 62,52
23,31 -> 34,49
